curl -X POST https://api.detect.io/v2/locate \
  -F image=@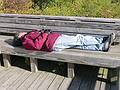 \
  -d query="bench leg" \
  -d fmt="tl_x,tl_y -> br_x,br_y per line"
30,57 -> 38,72
0,54 -> 2,66
2,54 -> 11,68
67,63 -> 74,78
